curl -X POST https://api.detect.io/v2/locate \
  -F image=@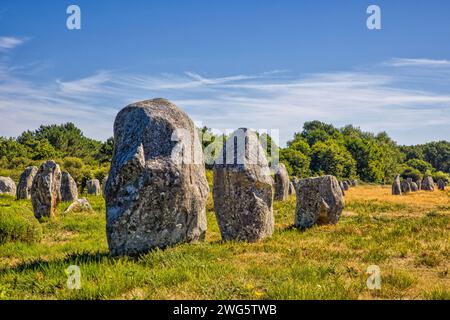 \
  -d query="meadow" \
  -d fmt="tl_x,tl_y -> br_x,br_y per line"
0,184 -> 449,300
